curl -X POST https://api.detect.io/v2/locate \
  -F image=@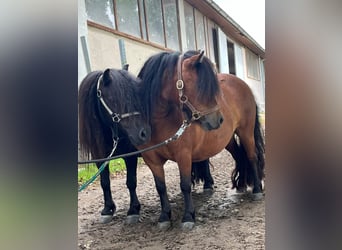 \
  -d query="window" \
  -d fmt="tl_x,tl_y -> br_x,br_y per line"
85,0 -> 215,54
227,40 -> 236,75
207,20 -> 216,62
138,0 -> 147,40
116,0 -> 140,37
145,0 -> 165,45
85,0 -> 115,29
195,10 -> 206,51
246,50 -> 260,80
163,0 -> 180,51
184,2 -> 196,50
